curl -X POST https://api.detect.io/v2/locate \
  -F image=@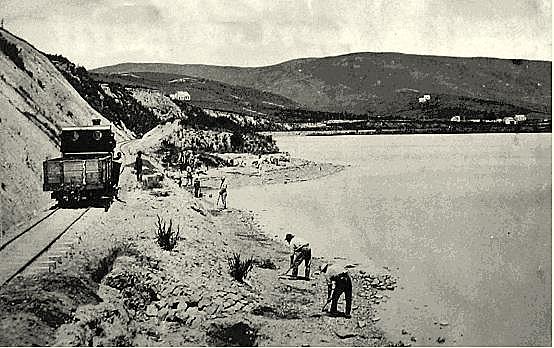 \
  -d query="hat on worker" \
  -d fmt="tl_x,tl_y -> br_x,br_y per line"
284,233 -> 294,242
319,263 -> 329,273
